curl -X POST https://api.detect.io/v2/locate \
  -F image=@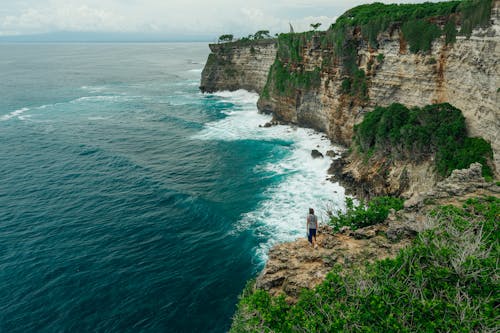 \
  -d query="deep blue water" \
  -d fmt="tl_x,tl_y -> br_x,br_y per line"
0,43 -> 345,332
